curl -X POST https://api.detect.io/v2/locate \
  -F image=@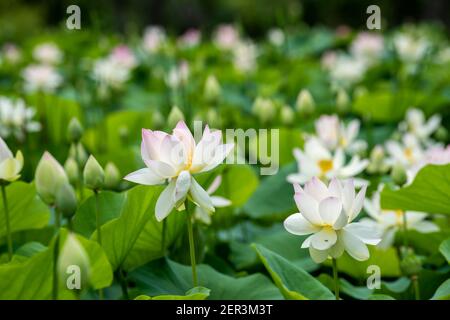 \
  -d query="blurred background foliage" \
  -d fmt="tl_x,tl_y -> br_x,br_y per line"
1,0 -> 449,41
